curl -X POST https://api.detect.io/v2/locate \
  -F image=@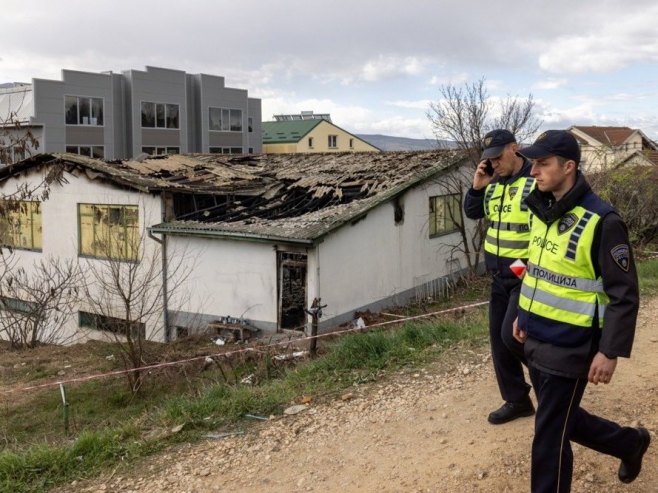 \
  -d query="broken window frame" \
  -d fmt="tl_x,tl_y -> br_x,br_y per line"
0,200 -> 42,251
78,203 -> 139,261
429,193 -> 462,237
